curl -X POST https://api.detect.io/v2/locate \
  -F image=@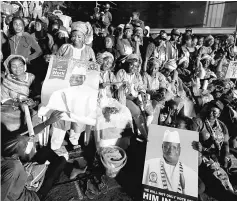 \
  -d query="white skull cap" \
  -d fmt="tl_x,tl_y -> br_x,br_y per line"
163,130 -> 180,143
71,67 -> 87,75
